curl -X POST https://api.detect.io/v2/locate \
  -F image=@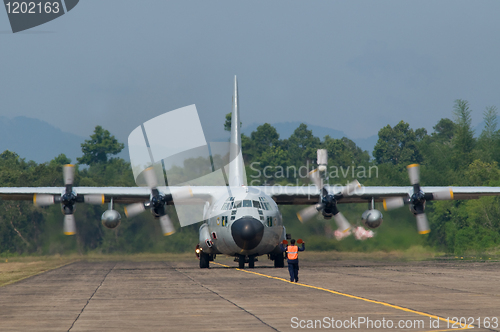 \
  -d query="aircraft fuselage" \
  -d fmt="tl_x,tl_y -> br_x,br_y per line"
198,186 -> 284,258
